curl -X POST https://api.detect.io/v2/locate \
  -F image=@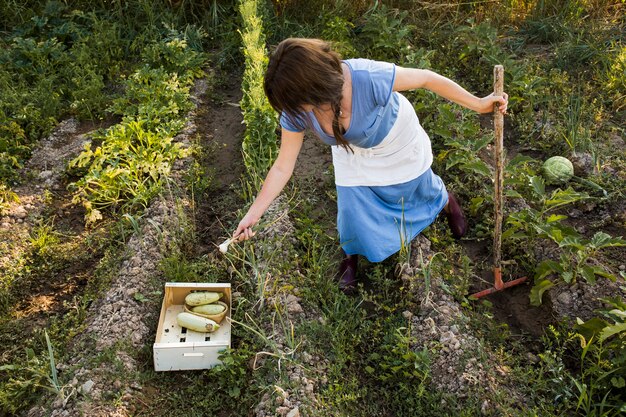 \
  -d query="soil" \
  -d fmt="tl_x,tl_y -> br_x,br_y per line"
488,282 -> 555,339
0,116 -> 114,339
192,77 -> 247,254
463,243 -> 556,339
